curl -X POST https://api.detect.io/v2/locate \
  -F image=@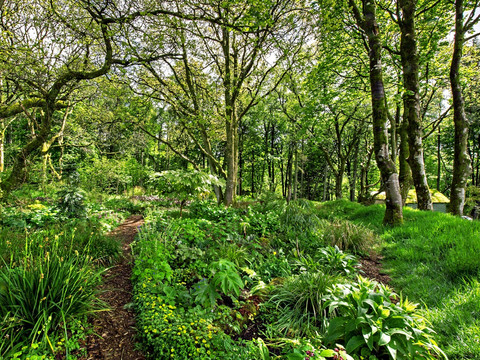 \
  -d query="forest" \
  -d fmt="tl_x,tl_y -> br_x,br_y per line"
1,0 -> 480,359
